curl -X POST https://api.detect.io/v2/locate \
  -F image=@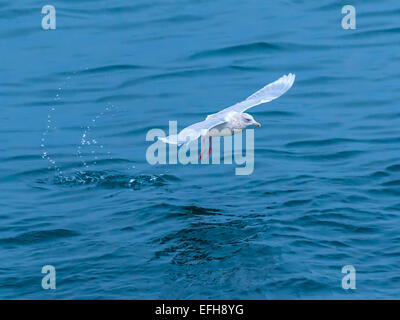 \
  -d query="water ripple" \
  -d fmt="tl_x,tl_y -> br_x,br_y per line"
40,171 -> 180,190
